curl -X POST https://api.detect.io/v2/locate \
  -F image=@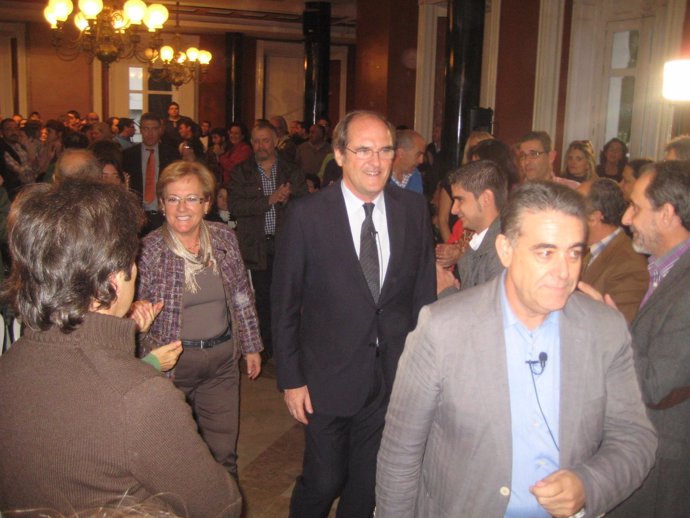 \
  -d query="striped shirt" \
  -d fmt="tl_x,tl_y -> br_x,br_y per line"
640,237 -> 690,307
